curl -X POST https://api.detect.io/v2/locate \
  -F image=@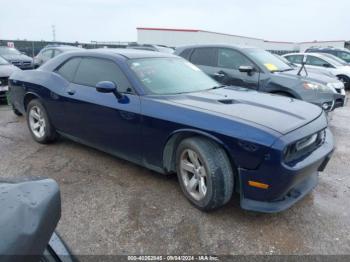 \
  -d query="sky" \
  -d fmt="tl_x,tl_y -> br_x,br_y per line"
0,0 -> 349,43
